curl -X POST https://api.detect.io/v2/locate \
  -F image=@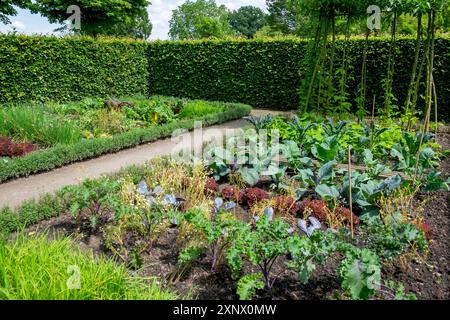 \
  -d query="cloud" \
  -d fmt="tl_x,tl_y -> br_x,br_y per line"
149,0 -> 267,40
11,20 -> 26,31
